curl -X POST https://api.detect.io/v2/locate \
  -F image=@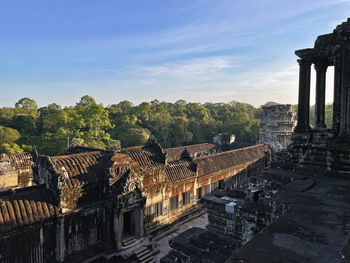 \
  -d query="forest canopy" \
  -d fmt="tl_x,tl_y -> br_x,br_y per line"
0,96 -> 333,156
